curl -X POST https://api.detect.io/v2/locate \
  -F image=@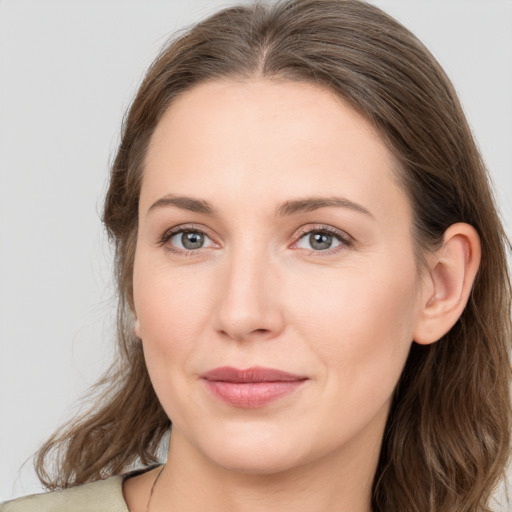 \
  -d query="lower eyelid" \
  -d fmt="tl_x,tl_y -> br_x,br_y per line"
159,225 -> 352,254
